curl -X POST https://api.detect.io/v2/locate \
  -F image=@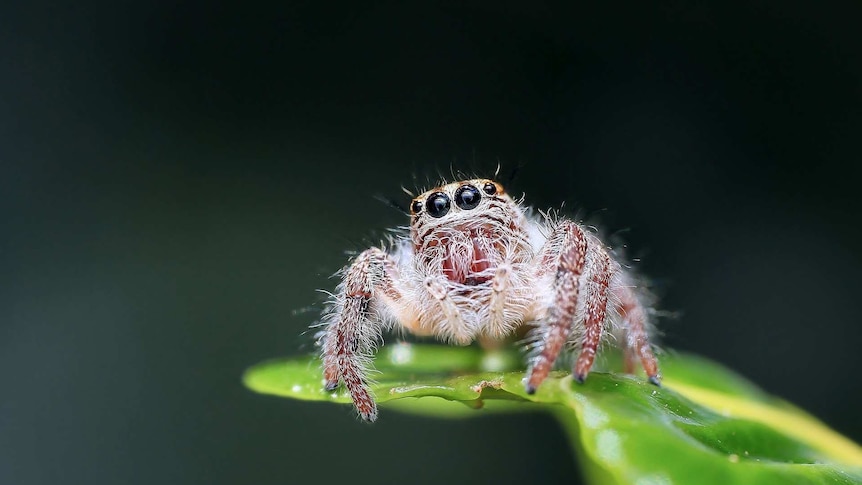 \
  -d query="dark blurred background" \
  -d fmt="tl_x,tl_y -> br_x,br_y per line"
2,2 -> 861,484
